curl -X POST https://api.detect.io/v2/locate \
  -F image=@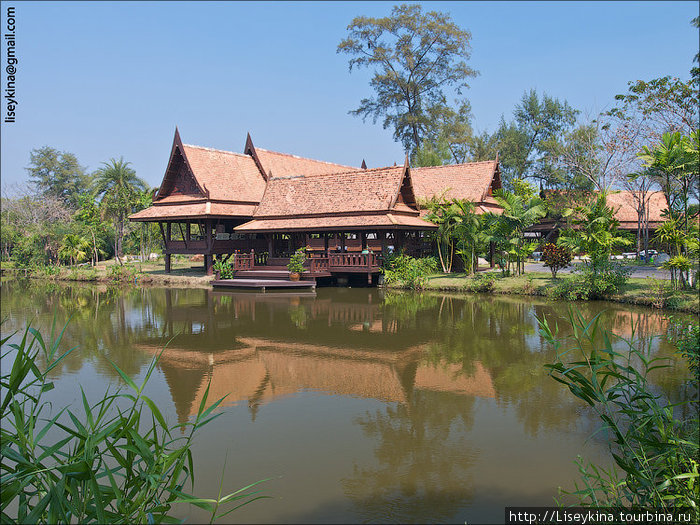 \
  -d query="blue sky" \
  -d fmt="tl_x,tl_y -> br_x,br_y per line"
1,1 -> 697,190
